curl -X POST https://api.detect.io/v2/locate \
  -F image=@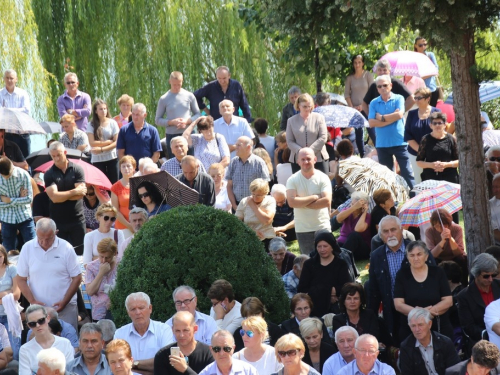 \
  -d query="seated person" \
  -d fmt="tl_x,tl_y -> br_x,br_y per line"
300,318 -> 335,374
282,255 -> 309,299
369,188 -> 395,235
269,237 -> 295,276
135,180 -> 171,217
322,326 -> 358,375
208,279 -> 243,335
271,184 -> 295,241
438,261 -> 465,343
445,340 -> 500,375
335,191 -> 372,260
